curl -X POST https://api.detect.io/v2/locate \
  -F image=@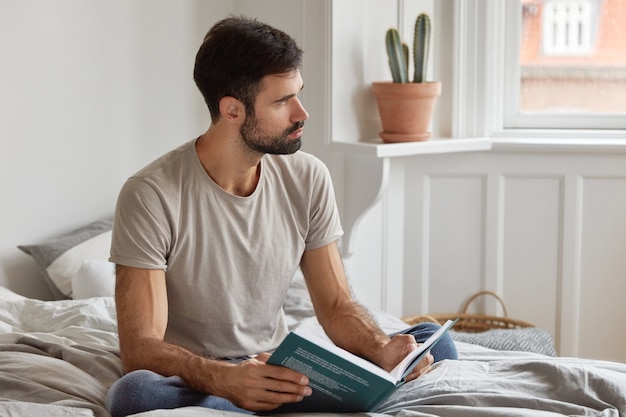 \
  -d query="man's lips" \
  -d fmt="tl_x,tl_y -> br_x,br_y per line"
289,128 -> 303,138
287,121 -> 305,137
